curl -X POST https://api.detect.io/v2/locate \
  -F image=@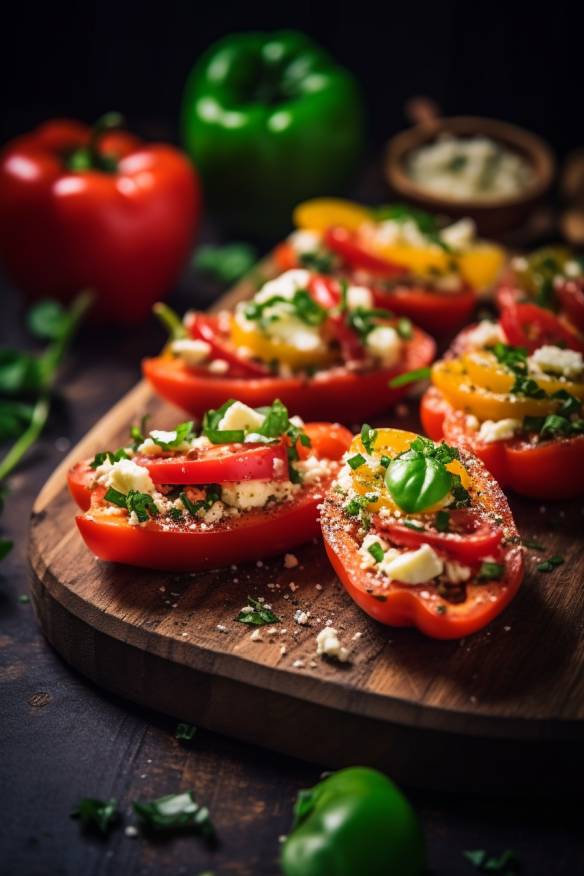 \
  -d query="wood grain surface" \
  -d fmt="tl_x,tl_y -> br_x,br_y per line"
27,267 -> 584,796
